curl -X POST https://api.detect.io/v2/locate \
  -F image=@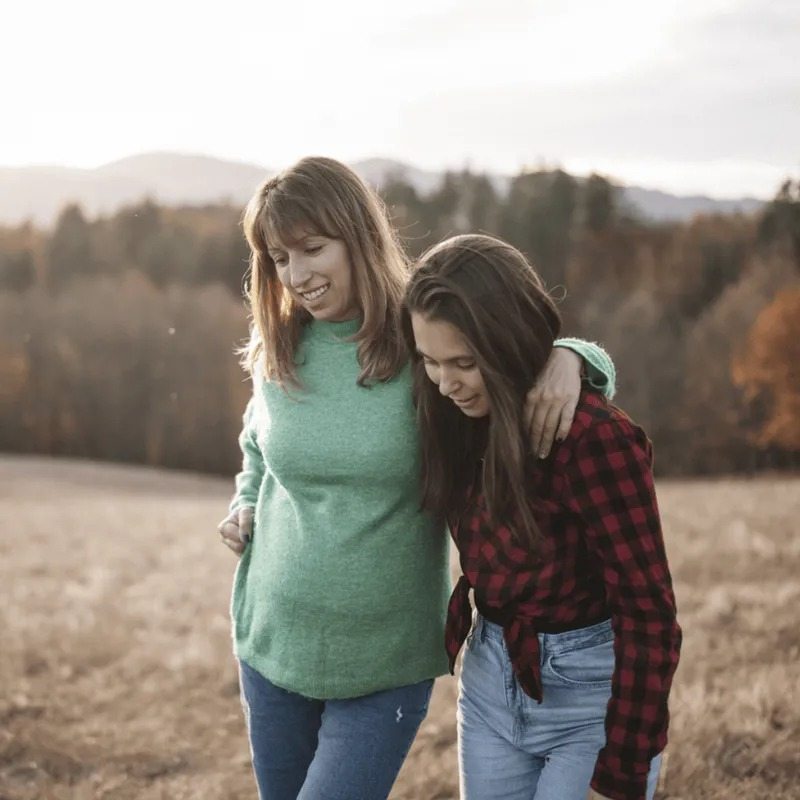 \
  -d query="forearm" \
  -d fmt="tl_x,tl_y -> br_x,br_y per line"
567,421 -> 680,798
229,398 -> 265,512
591,596 -> 681,799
